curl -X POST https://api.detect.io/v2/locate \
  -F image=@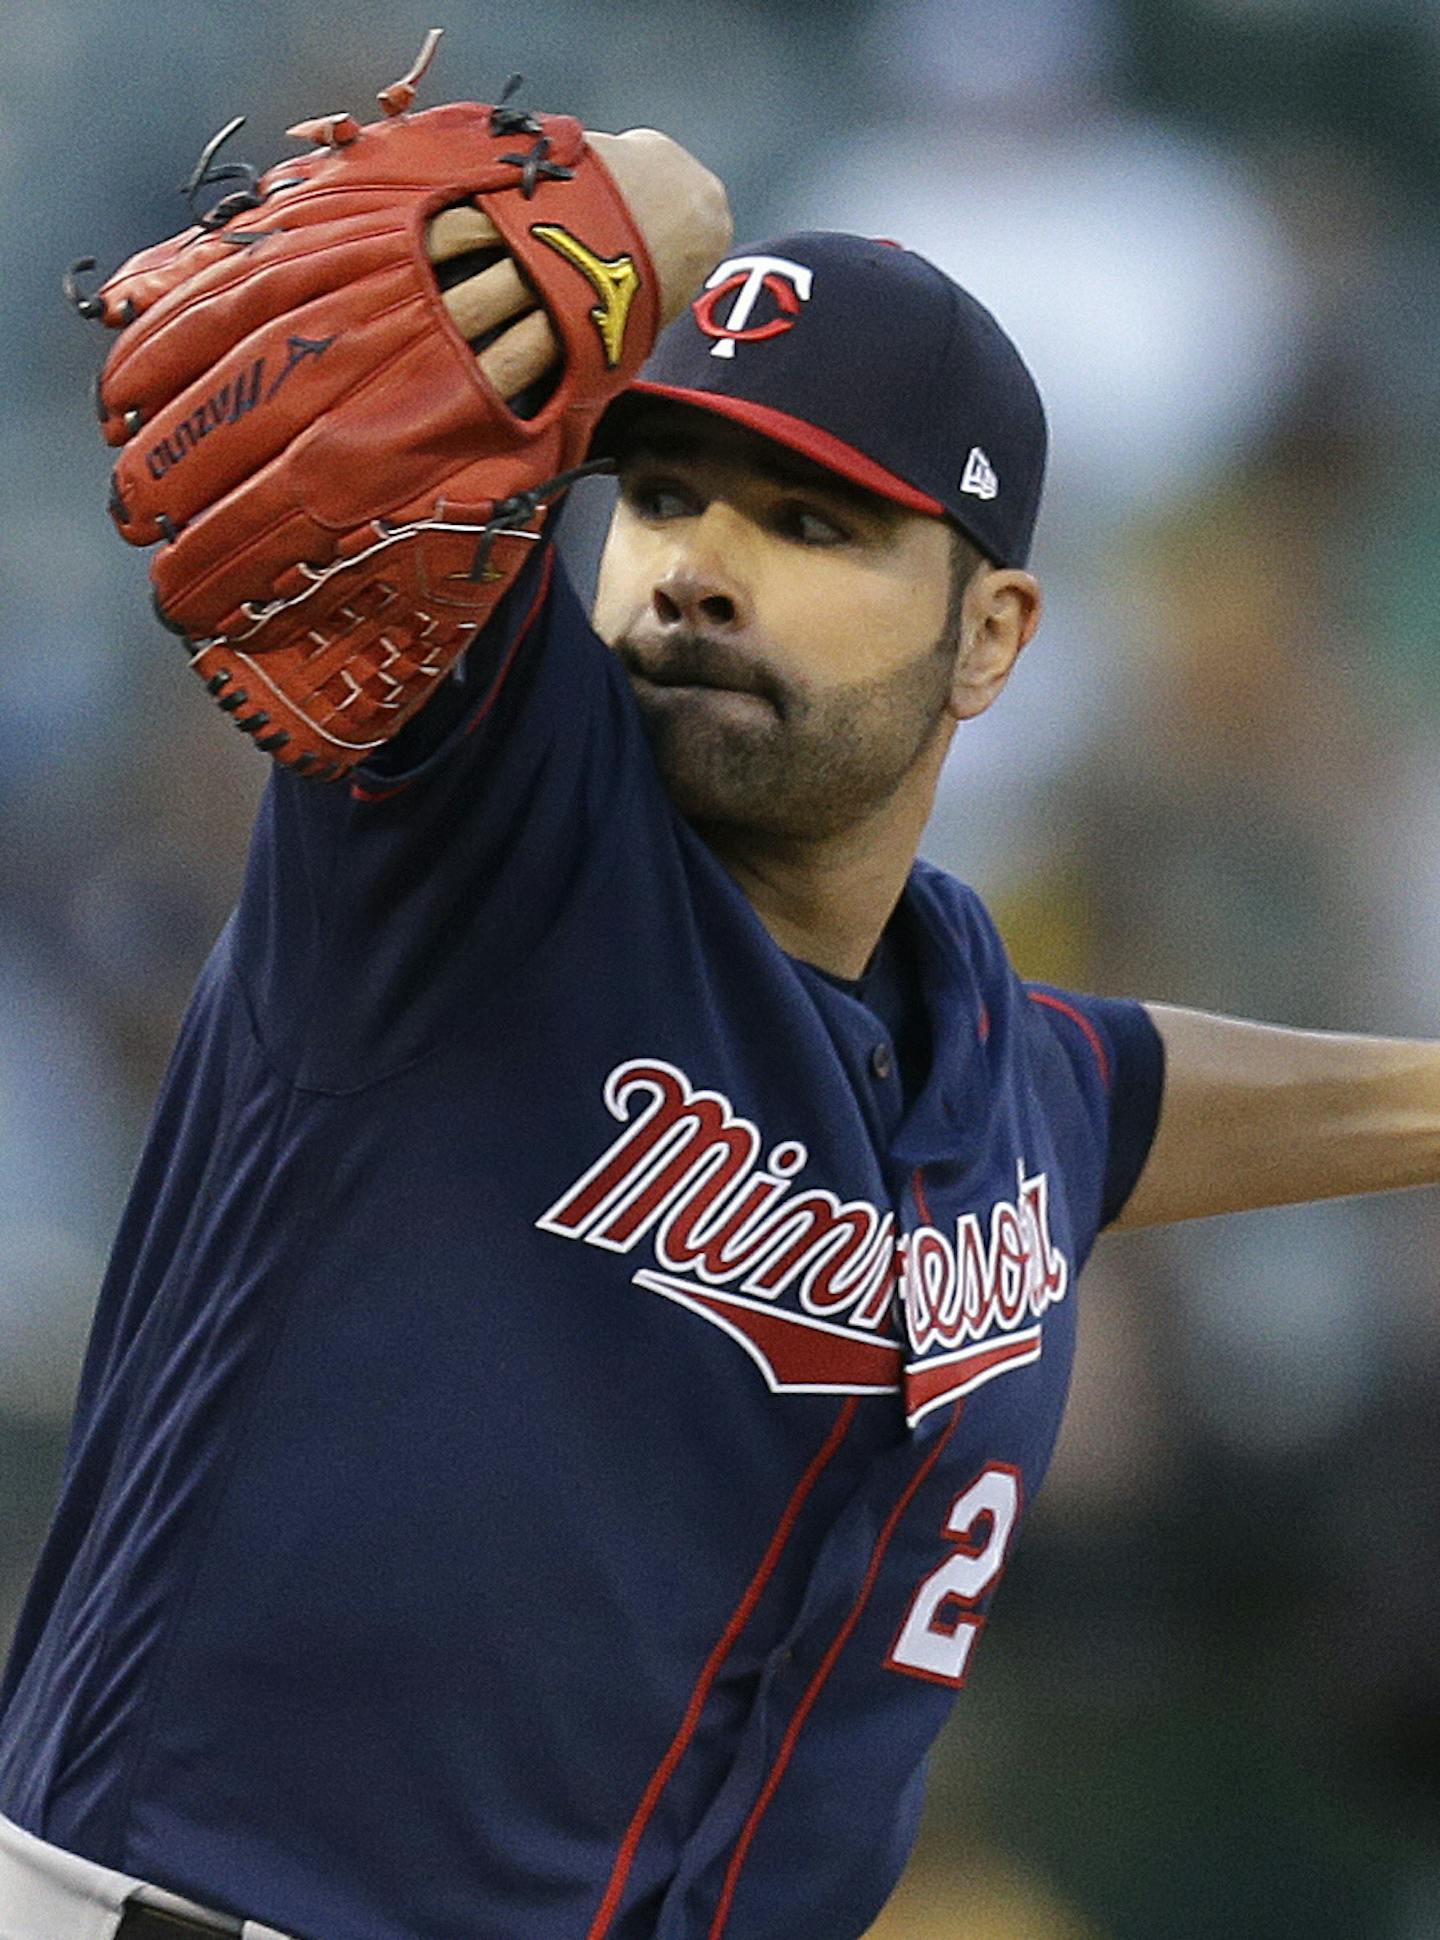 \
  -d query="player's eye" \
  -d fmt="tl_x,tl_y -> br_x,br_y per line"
775,500 -> 850,547
622,474 -> 700,521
